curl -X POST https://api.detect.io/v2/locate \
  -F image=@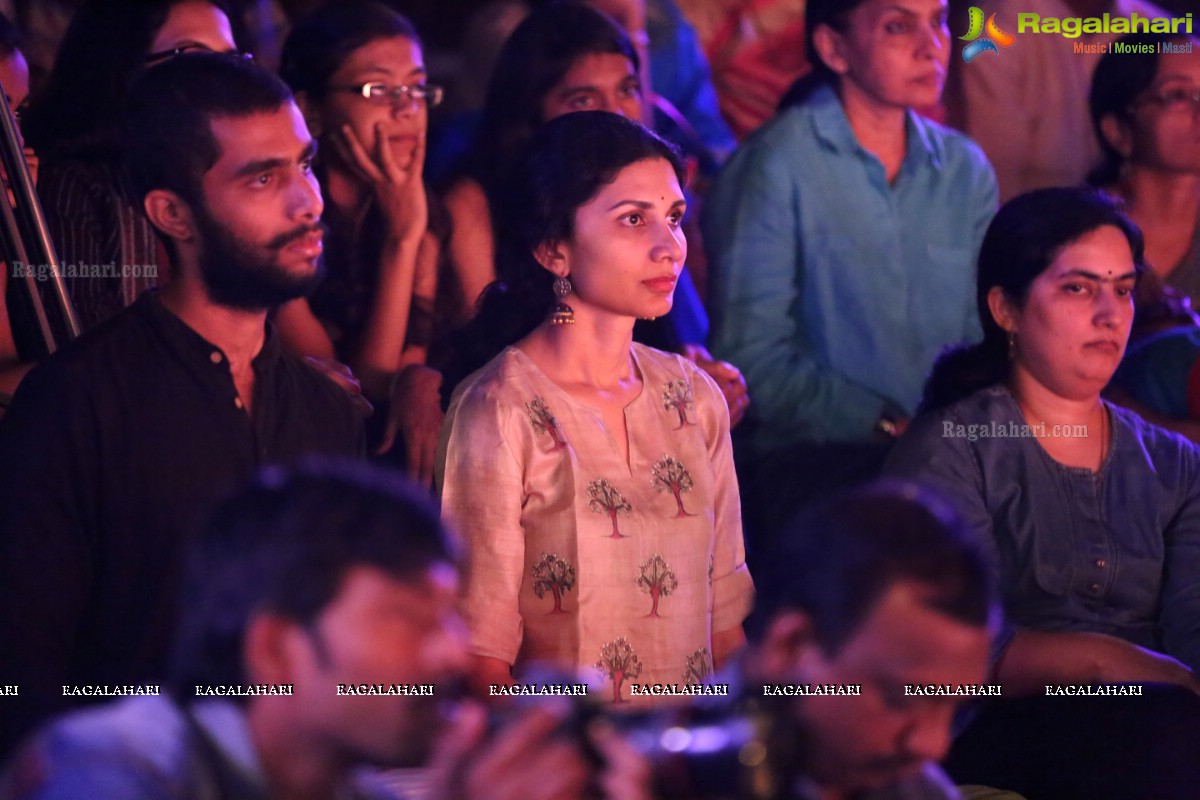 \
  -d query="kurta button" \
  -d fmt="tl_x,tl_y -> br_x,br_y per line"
1090,583 -> 1101,593
234,397 -> 244,409
1095,559 -> 1106,568
210,351 -> 222,364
